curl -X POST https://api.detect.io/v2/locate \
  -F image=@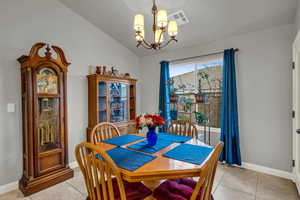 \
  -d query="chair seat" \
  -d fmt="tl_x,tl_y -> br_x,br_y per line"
153,178 -> 213,200
94,178 -> 152,200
